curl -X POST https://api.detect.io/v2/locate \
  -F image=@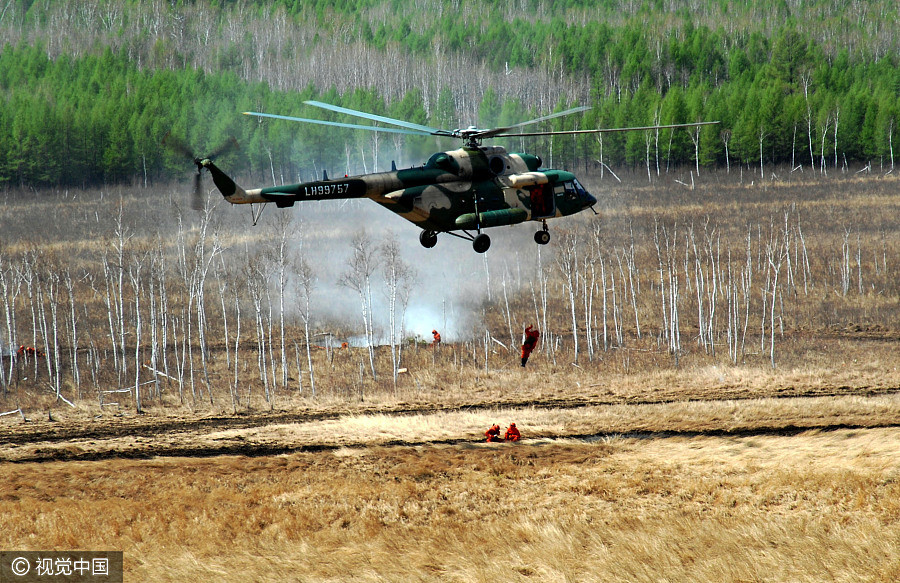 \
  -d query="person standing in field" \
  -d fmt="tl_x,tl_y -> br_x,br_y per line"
520,325 -> 540,367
